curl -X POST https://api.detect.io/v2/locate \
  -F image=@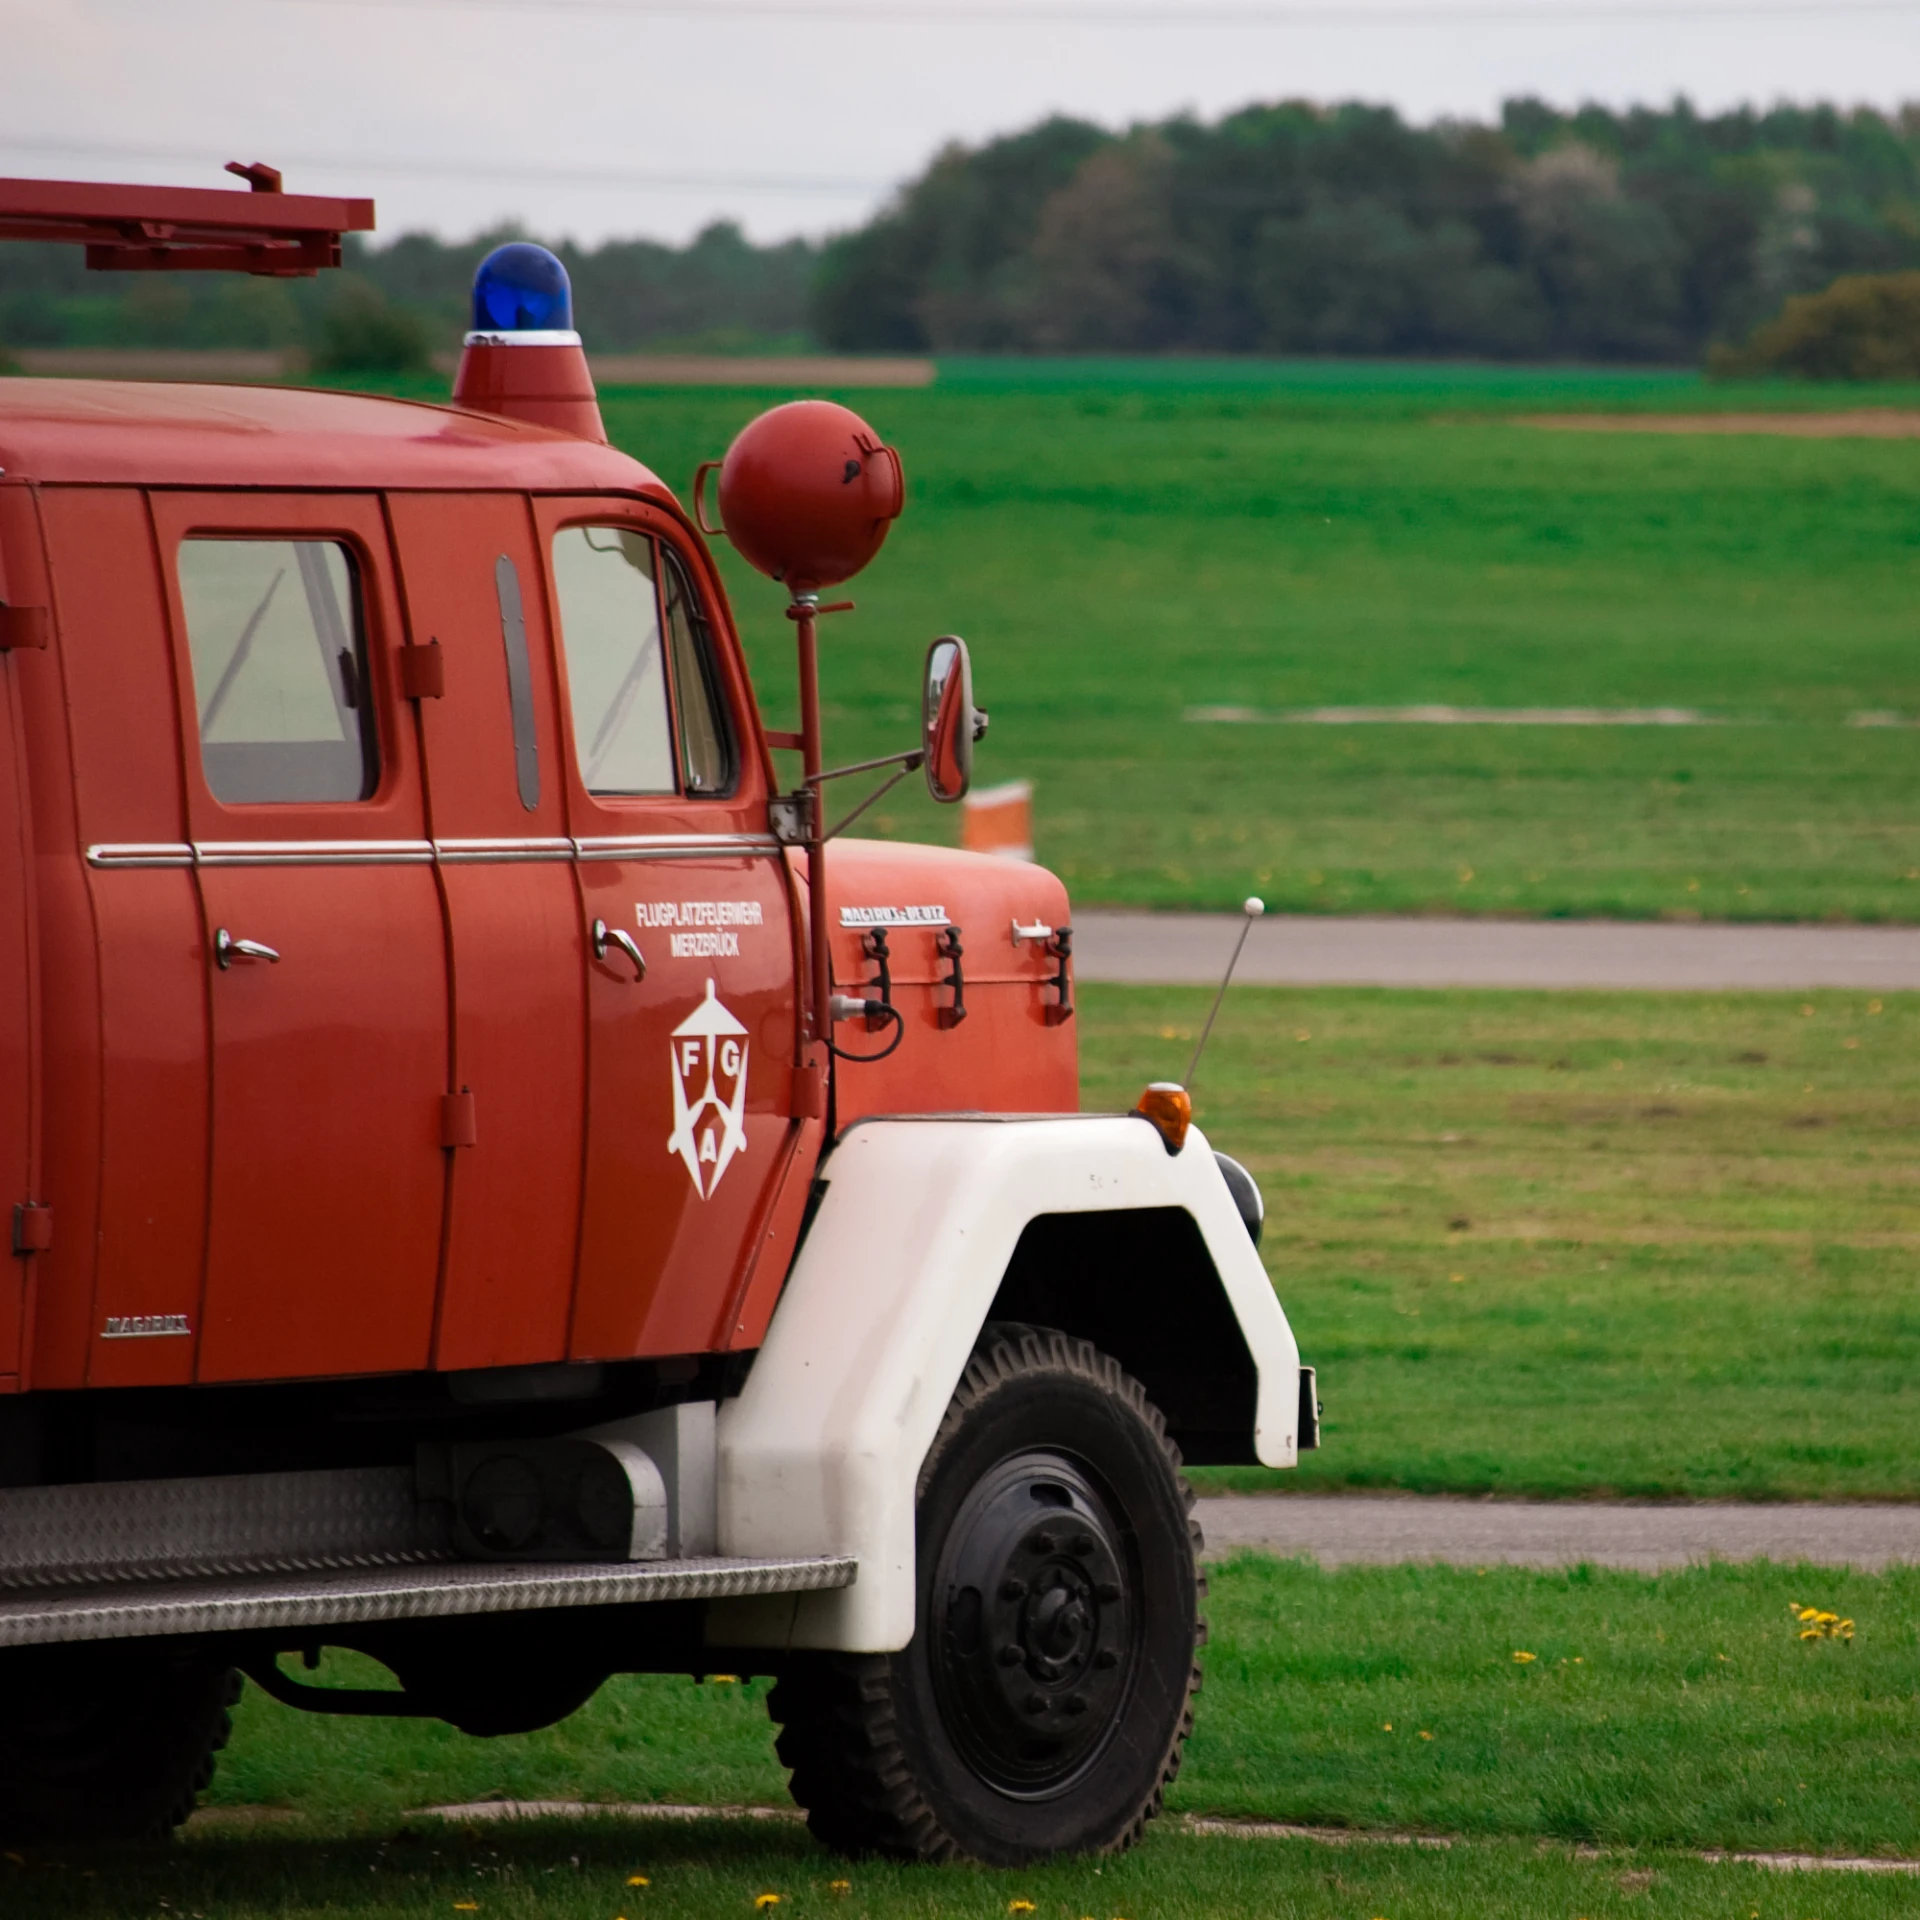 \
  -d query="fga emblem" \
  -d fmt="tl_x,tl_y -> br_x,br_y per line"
667,979 -> 749,1198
